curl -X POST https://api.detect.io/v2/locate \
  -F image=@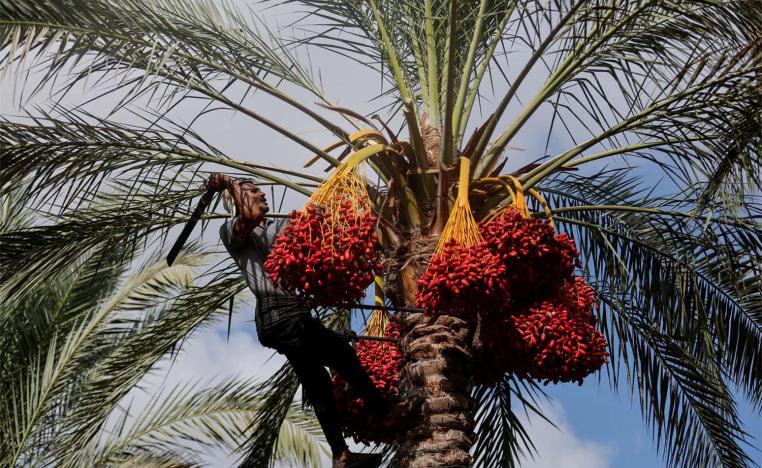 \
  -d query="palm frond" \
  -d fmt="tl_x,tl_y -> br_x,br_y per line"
457,1 -> 762,203
278,0 -> 520,147
0,186 -> 33,231
237,362 -> 300,467
273,402 -> 330,467
50,270 -> 245,464
94,448 -> 201,468
0,182 -> 197,304
602,296 -> 750,468
0,242 -> 206,466
87,377 -> 327,468
534,172 -> 760,466
0,111 -> 315,209
696,102 -> 762,213
0,0 -> 351,152
471,377 -> 550,468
